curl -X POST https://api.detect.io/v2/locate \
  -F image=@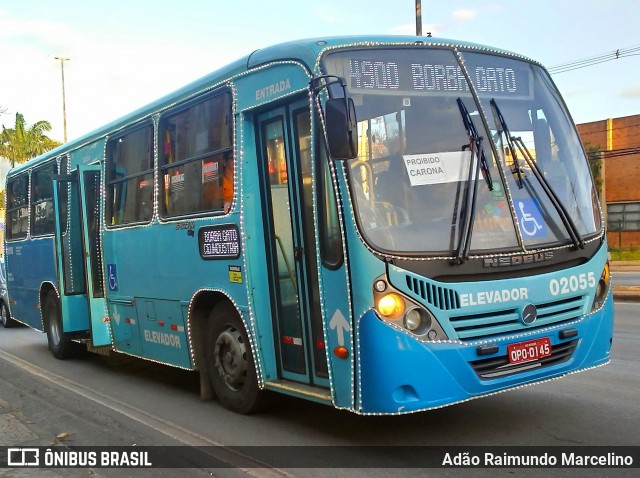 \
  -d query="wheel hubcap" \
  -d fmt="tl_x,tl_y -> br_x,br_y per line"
214,326 -> 248,392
